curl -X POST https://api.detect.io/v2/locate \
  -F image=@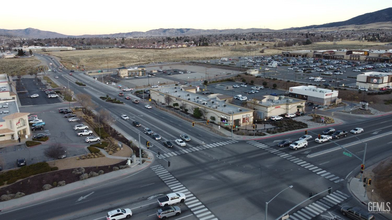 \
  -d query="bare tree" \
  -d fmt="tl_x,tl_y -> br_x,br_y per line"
76,93 -> 96,112
44,143 -> 66,161
164,95 -> 173,105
